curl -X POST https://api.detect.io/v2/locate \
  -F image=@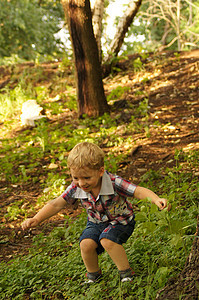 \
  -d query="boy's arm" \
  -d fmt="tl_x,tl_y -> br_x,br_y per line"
134,186 -> 167,210
21,196 -> 67,230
